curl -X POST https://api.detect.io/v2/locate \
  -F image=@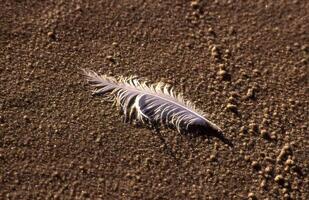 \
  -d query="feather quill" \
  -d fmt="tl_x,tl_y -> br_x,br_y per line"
82,69 -> 233,147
